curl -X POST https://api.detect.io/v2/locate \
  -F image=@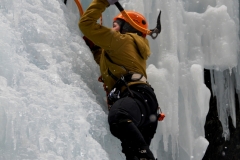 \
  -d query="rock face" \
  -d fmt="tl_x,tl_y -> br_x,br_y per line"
203,69 -> 240,160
